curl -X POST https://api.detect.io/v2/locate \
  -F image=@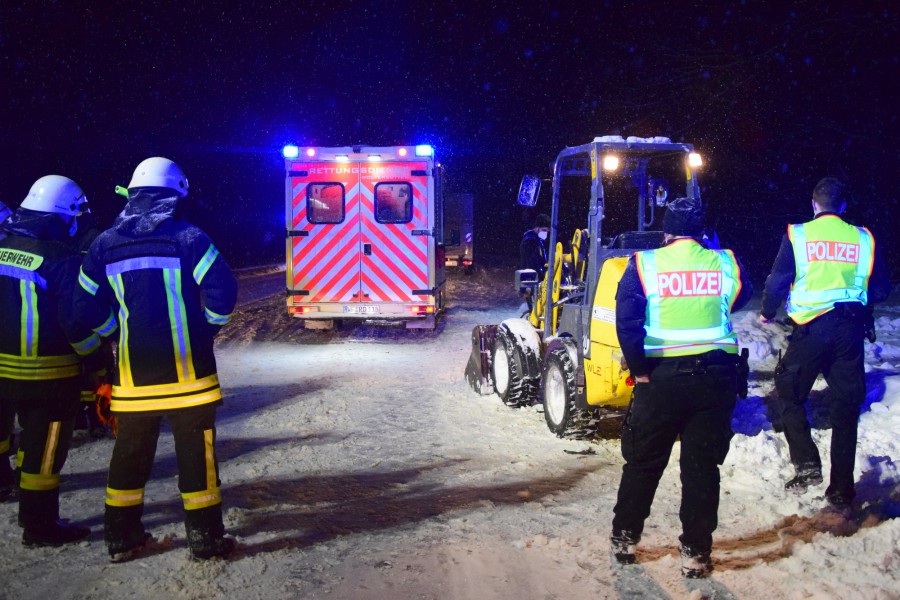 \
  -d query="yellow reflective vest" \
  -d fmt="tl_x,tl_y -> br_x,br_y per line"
635,239 -> 742,357
786,215 -> 874,325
